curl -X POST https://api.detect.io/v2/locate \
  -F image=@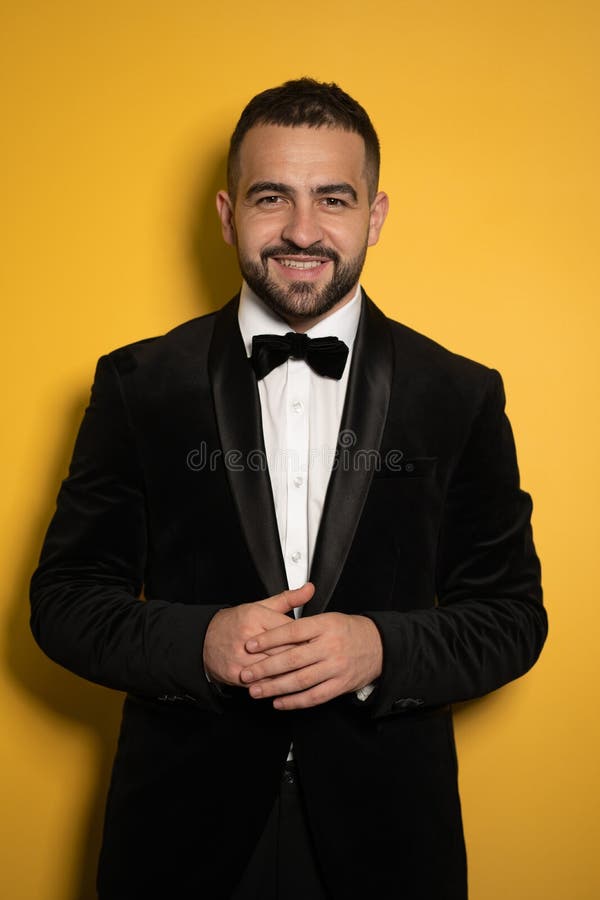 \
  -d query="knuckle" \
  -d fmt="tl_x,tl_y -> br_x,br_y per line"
287,650 -> 301,669
297,670 -> 315,690
307,686 -> 325,706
